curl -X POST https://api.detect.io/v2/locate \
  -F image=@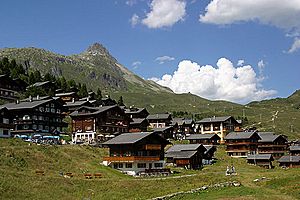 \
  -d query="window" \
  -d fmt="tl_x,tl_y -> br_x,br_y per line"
125,163 -> 132,168
32,125 -> 37,130
154,163 -> 163,168
118,163 -> 123,168
23,115 -> 30,120
51,103 -> 55,108
113,163 -> 118,169
56,109 -> 61,114
57,118 -> 61,122
38,116 -> 43,120
137,163 -> 146,168
45,126 -> 49,131
45,108 -> 50,112
39,107 -> 44,112
38,125 -> 43,130
3,129 -> 9,135
23,125 -> 29,129
51,108 -> 55,113
32,115 -> 37,120
3,118 -> 9,124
